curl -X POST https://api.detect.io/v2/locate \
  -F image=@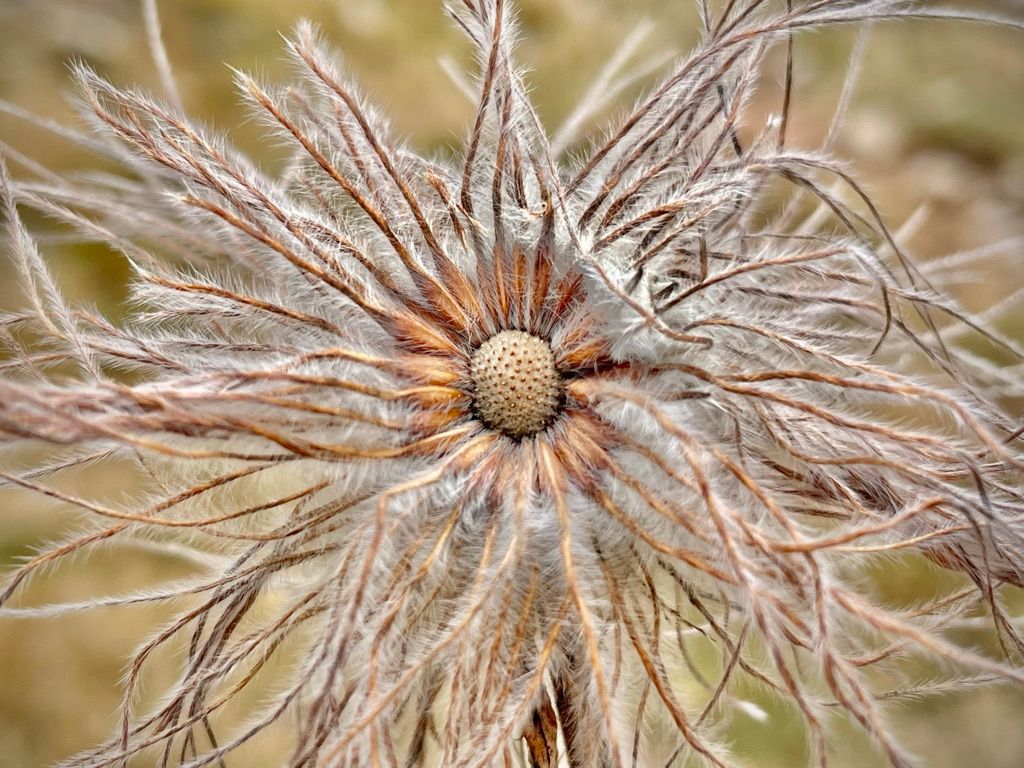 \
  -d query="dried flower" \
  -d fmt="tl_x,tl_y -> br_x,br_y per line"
1,1 -> 1023,767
